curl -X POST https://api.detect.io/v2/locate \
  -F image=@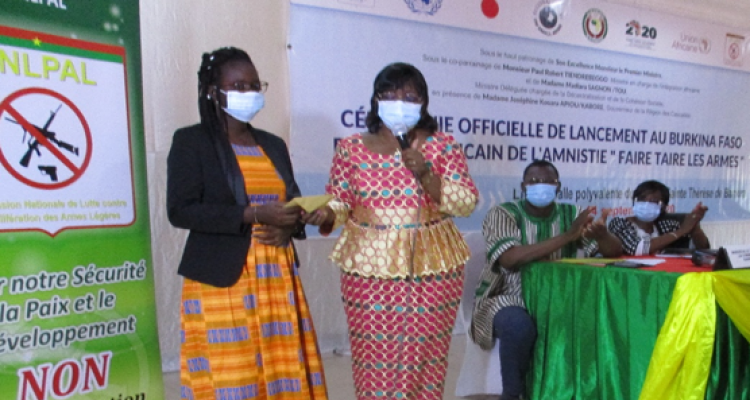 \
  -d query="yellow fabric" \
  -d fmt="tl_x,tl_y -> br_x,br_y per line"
639,269 -> 750,400
438,179 -> 477,217
638,272 -> 716,400
180,146 -> 327,400
330,213 -> 471,278
713,269 -> 750,342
